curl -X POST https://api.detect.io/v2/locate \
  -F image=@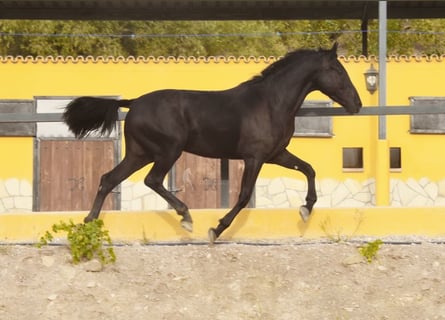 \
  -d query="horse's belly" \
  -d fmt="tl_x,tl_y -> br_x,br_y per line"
184,135 -> 241,159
